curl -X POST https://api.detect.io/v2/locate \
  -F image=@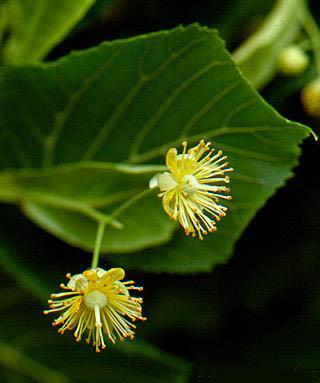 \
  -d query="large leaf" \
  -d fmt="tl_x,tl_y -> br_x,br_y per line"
0,24 -> 311,272
3,0 -> 96,64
